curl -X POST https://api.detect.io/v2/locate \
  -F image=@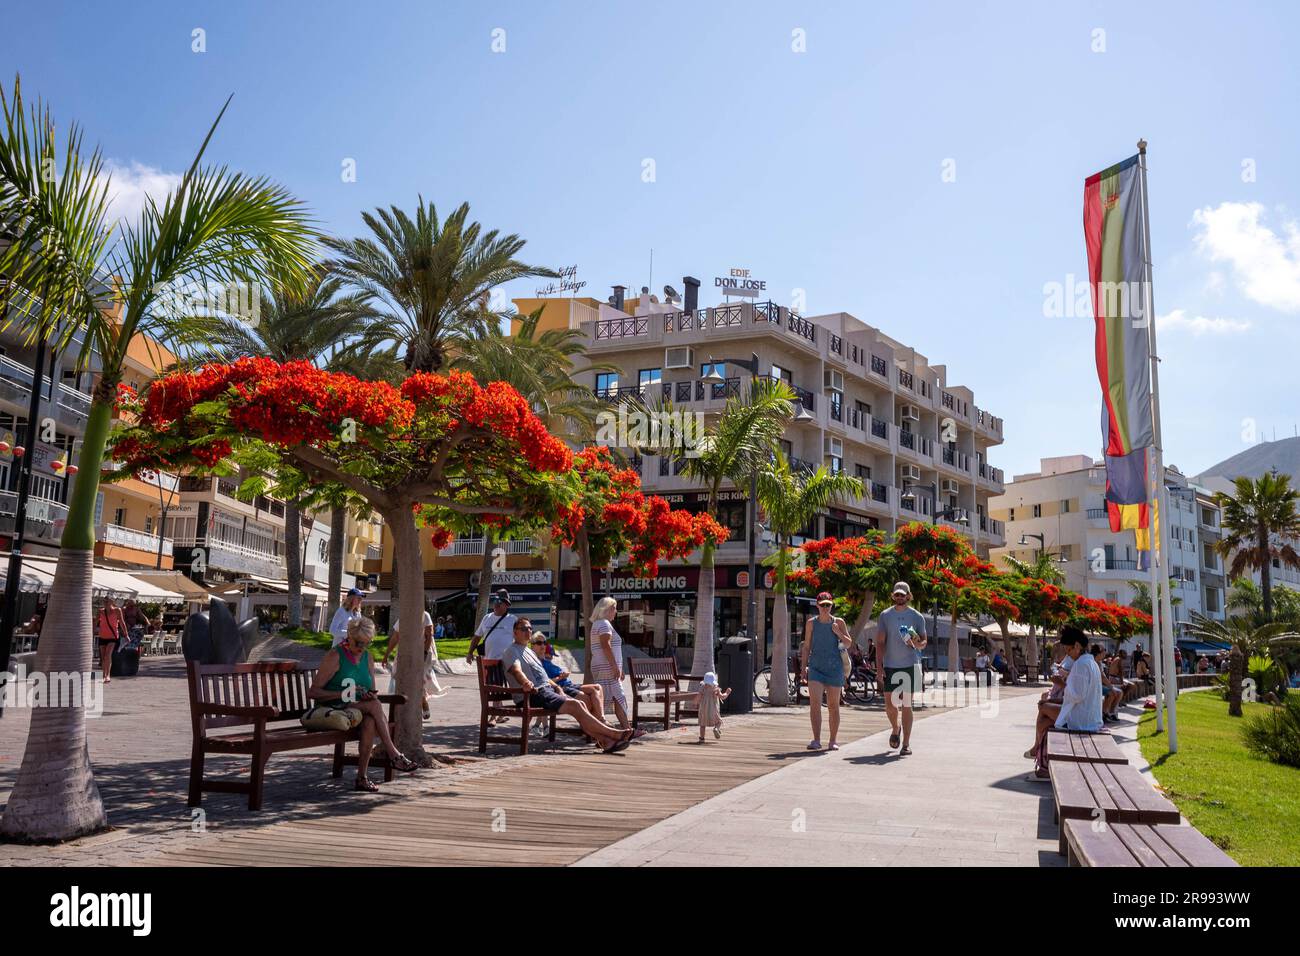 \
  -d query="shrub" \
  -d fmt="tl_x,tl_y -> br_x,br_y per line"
1241,697 -> 1300,768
